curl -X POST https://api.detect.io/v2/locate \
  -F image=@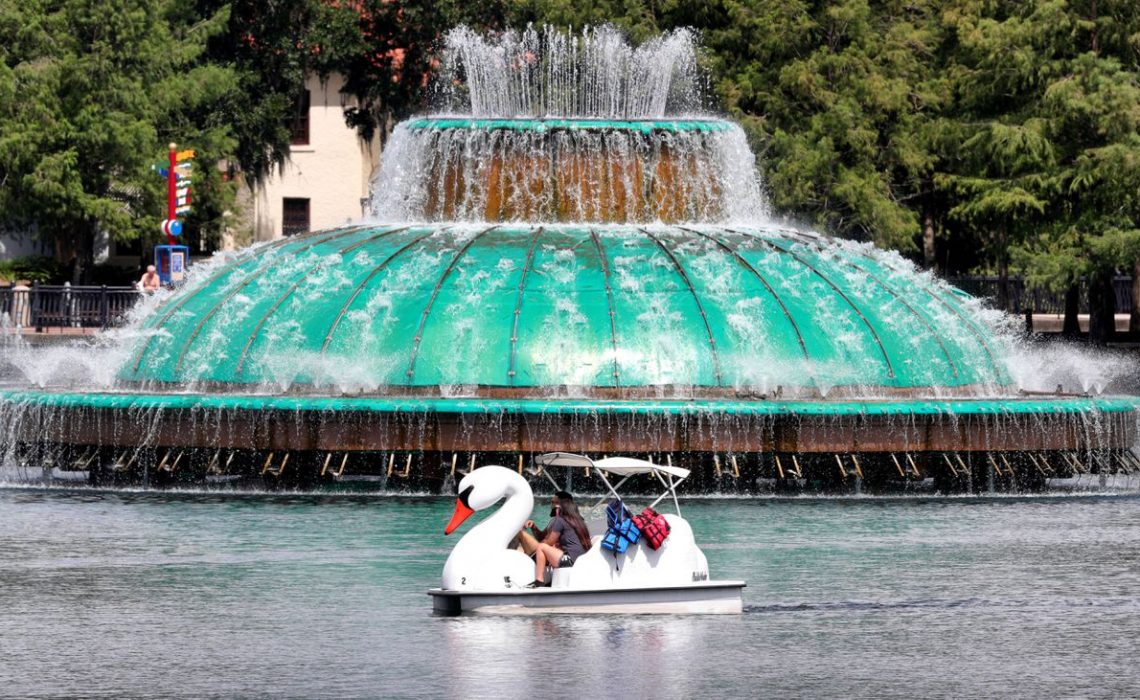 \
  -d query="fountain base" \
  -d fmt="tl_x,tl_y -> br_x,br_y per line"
2,390 -> 1136,493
